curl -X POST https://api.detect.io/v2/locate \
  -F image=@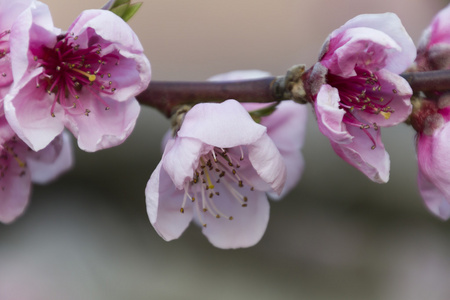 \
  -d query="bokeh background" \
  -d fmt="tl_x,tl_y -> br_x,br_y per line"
1,0 -> 450,299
